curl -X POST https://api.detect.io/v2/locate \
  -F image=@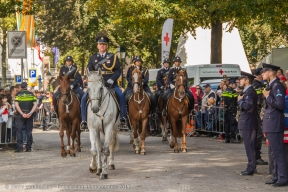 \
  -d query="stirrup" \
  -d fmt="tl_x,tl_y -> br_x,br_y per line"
80,121 -> 88,131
